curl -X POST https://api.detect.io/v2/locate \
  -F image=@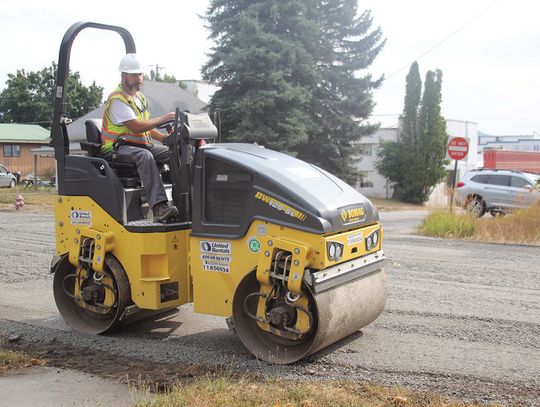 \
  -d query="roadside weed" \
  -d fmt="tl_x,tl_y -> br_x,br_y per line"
419,202 -> 540,245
